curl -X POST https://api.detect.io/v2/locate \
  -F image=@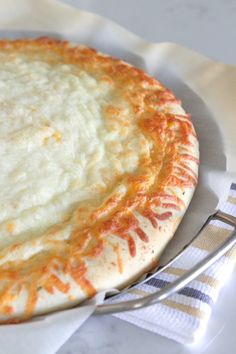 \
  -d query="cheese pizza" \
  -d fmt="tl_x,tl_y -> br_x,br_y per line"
0,37 -> 199,322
